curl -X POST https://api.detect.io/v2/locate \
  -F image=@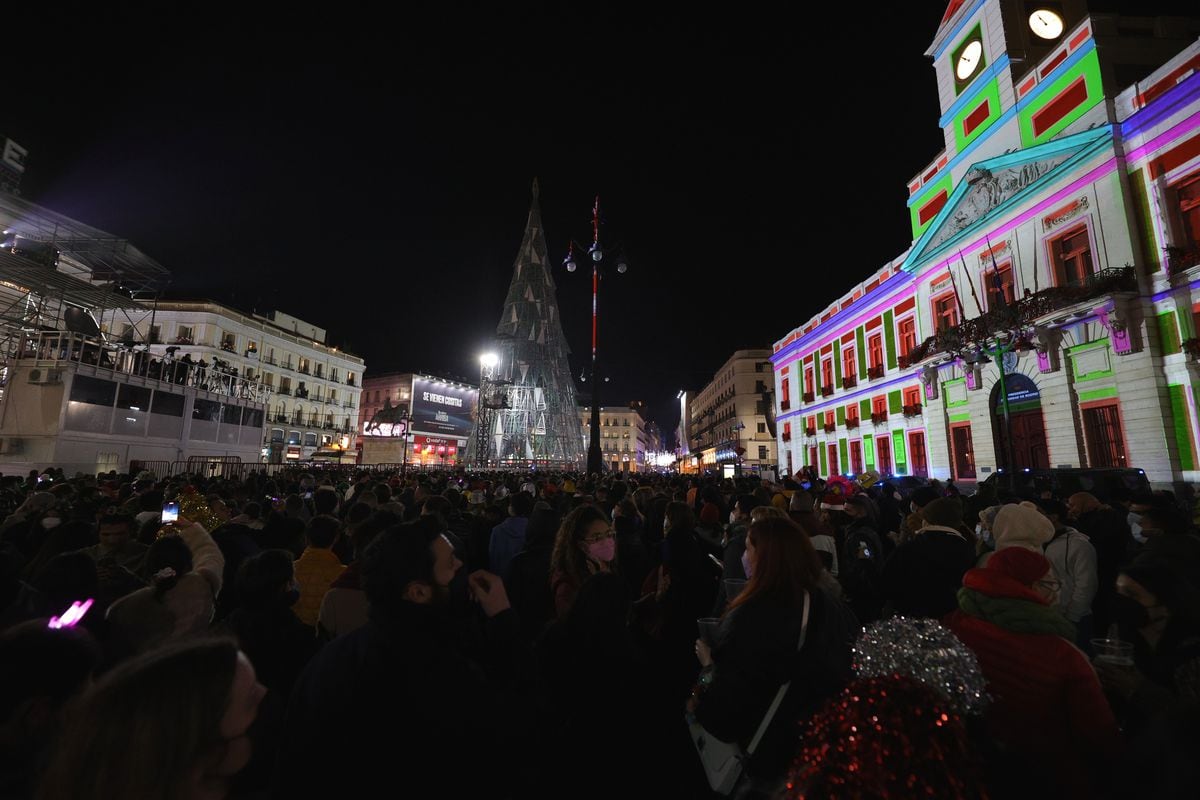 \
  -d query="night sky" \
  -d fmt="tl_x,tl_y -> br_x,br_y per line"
3,2 -> 1191,439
